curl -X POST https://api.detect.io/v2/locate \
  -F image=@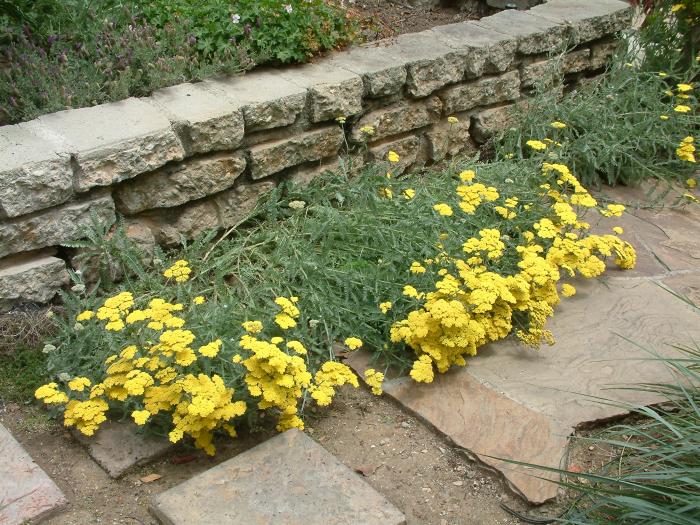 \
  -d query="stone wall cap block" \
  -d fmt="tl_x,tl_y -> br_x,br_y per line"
277,60 -> 360,88
528,0 -> 633,43
327,45 -> 407,97
0,123 -> 74,218
204,70 -> 308,131
35,97 -> 185,192
472,9 -> 571,55
146,83 -> 245,154
36,97 -> 174,151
